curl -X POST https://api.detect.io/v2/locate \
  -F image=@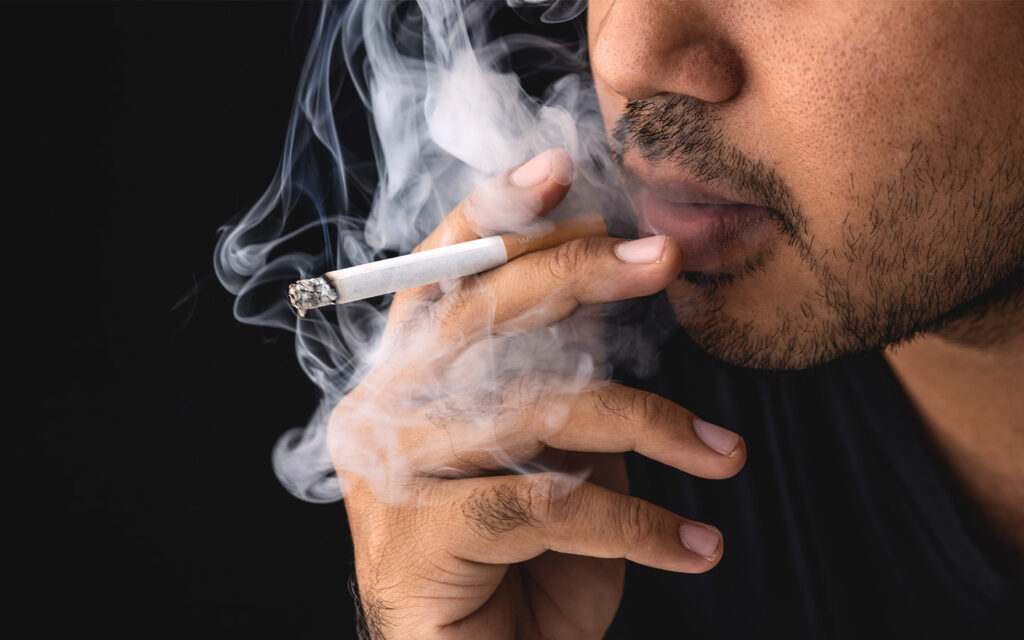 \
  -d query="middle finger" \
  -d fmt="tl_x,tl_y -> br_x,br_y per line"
402,377 -> 746,479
